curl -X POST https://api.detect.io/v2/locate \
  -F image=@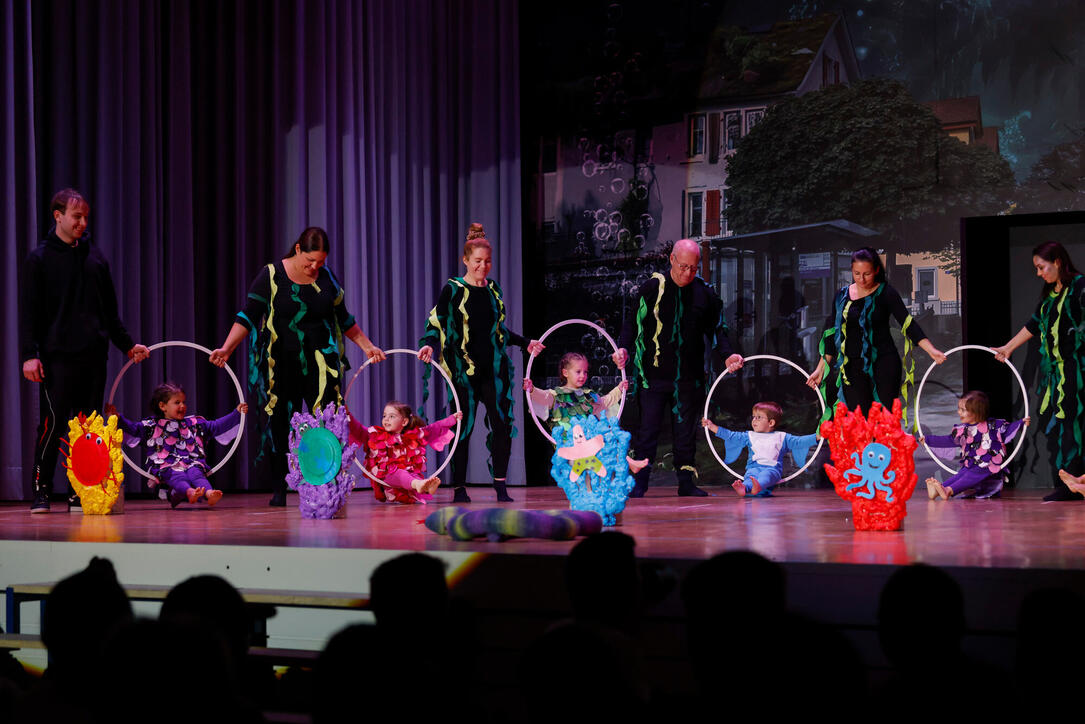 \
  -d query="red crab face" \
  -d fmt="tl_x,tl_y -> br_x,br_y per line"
70,432 -> 111,487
